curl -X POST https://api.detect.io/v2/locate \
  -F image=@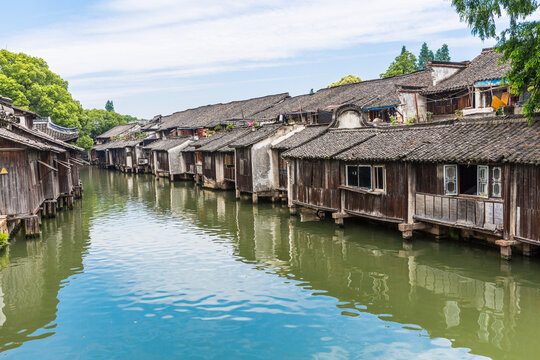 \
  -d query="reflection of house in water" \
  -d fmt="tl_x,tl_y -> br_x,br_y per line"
151,178 -> 540,359
0,203 -> 89,352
